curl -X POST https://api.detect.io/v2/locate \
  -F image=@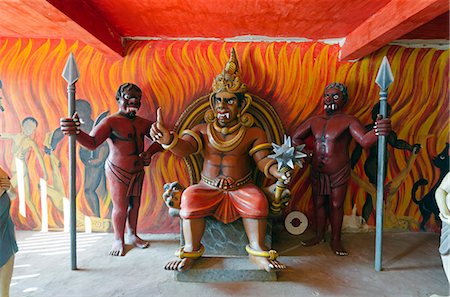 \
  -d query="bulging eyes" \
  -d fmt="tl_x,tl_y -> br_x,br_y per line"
215,98 -> 236,105
333,94 -> 339,100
